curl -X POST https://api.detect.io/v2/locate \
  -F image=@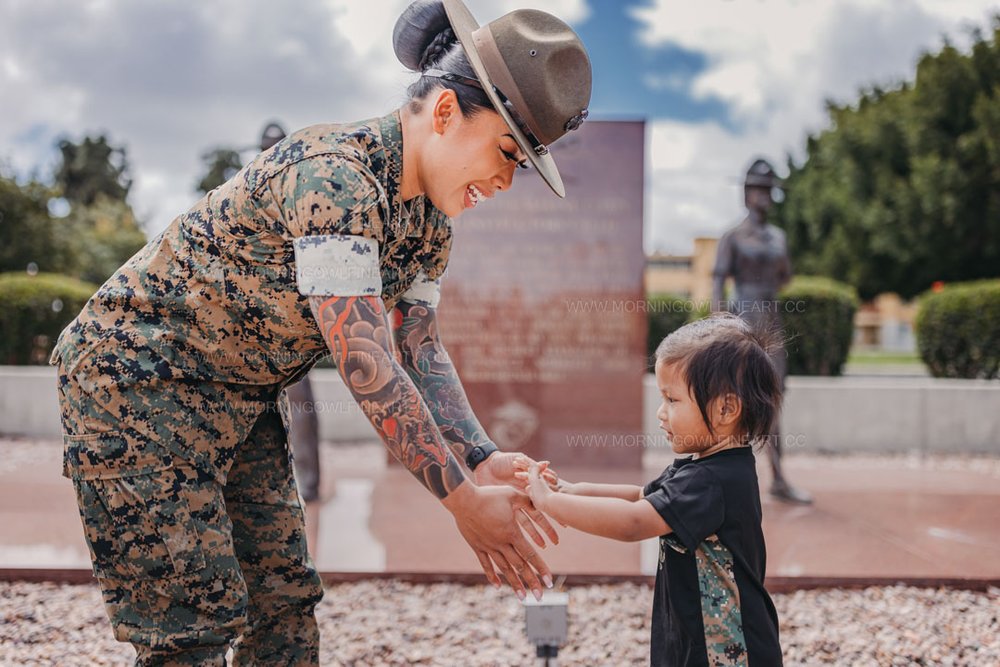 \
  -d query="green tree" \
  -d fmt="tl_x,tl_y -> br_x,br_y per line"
0,172 -> 66,275
196,147 -> 243,194
56,195 -> 148,285
48,132 -> 146,284
54,134 -> 132,205
775,17 -> 1000,300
